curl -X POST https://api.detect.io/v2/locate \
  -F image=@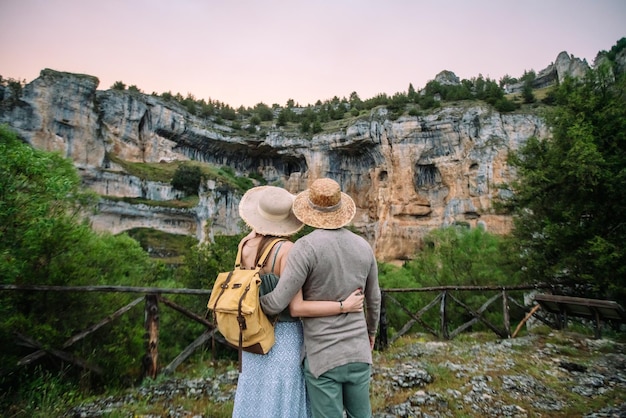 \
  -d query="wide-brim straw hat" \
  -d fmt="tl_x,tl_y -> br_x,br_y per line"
292,178 -> 356,229
239,186 -> 304,236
